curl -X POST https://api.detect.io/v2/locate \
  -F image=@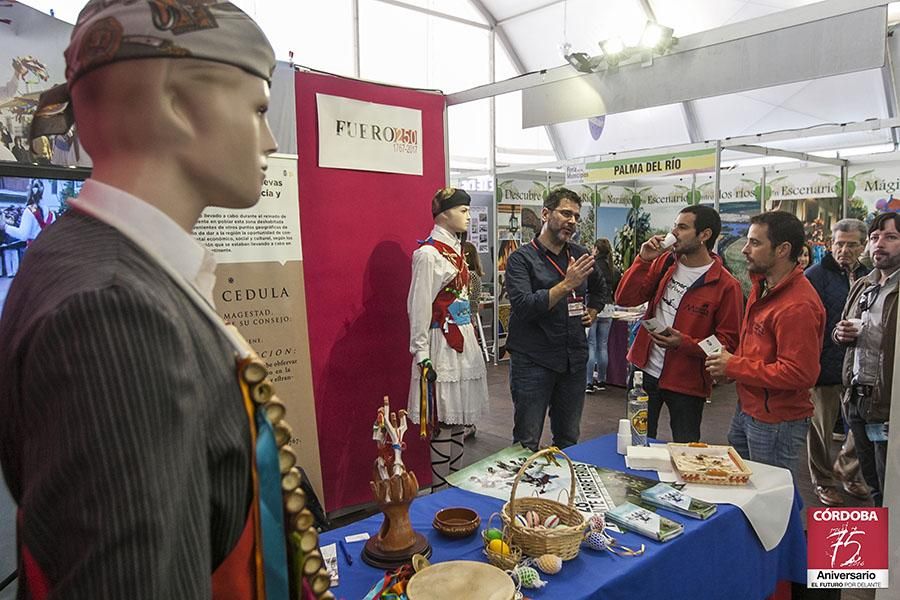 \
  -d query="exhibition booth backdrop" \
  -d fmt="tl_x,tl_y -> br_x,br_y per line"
294,70 -> 447,511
